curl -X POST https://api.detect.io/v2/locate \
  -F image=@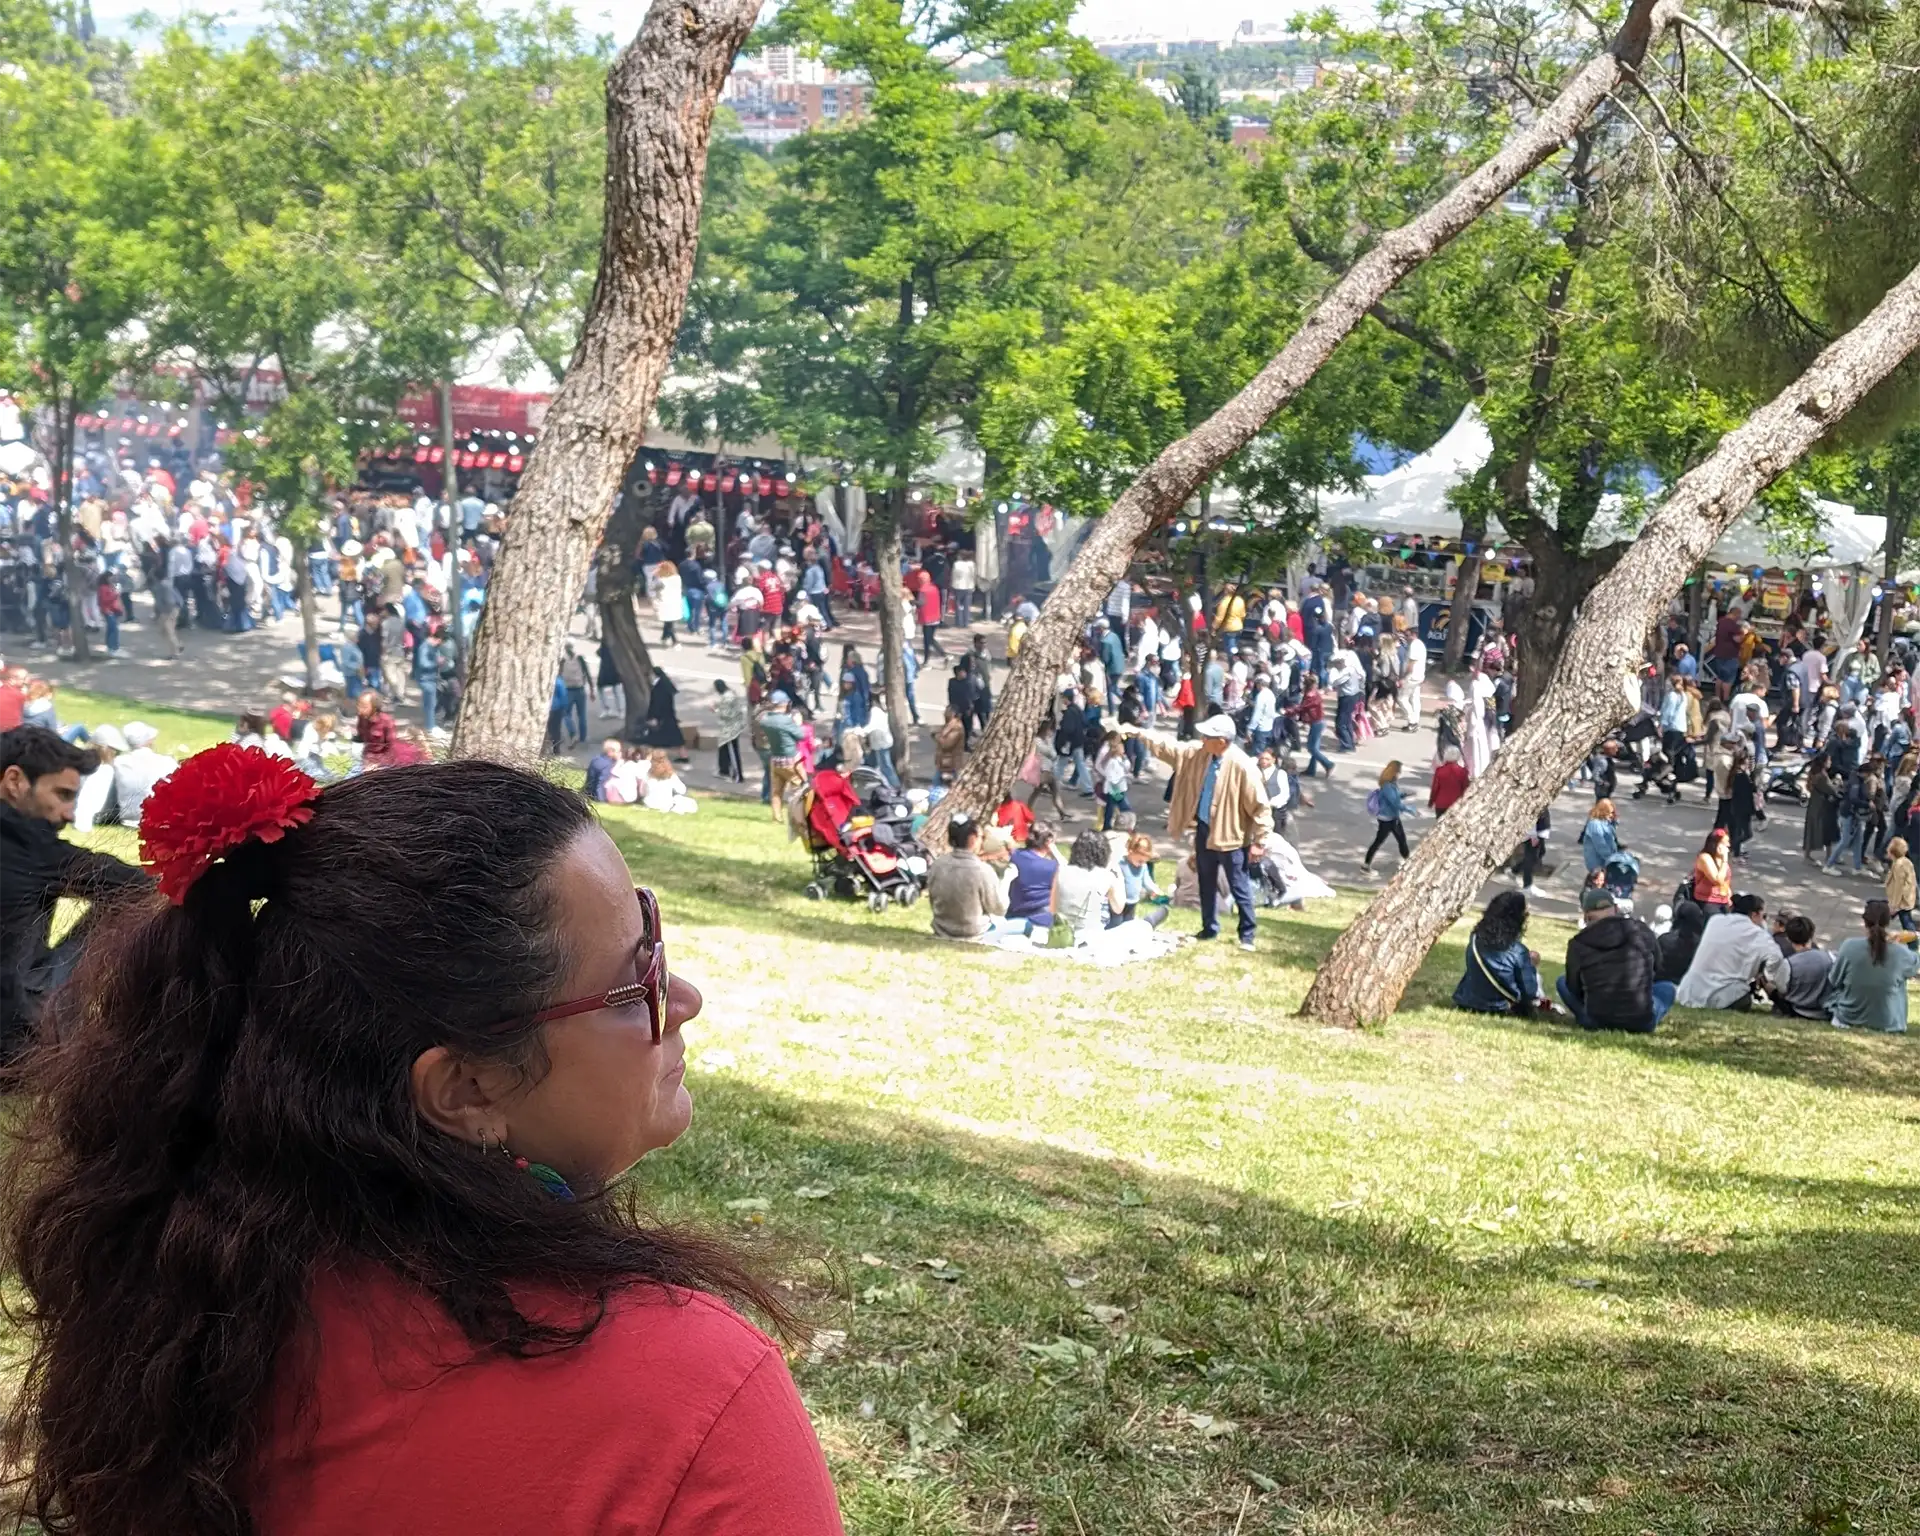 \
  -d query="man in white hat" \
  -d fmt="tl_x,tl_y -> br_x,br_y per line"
112,722 -> 177,830
1123,712 -> 1271,951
